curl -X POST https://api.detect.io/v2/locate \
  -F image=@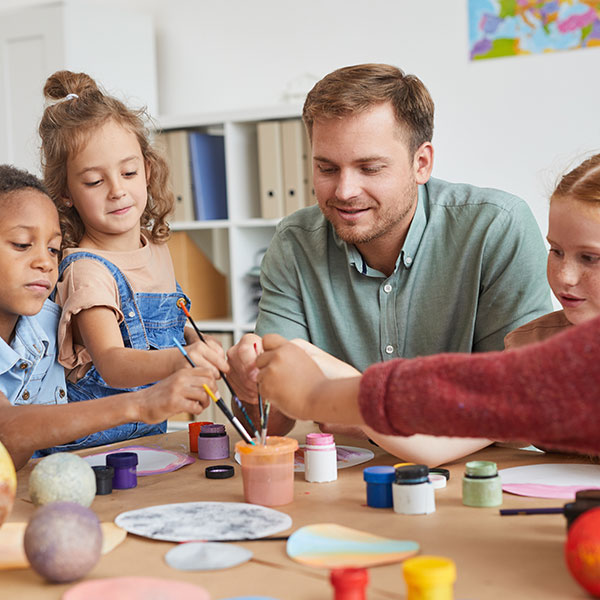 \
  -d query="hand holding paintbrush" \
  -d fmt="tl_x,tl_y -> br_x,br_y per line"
176,299 -> 260,439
